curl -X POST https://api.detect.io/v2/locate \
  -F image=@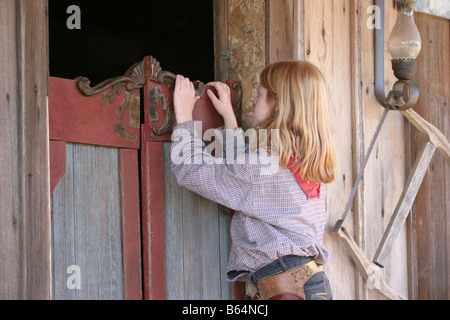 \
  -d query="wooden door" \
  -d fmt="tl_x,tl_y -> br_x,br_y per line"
140,57 -> 241,300
49,56 -> 242,300
48,61 -> 143,300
